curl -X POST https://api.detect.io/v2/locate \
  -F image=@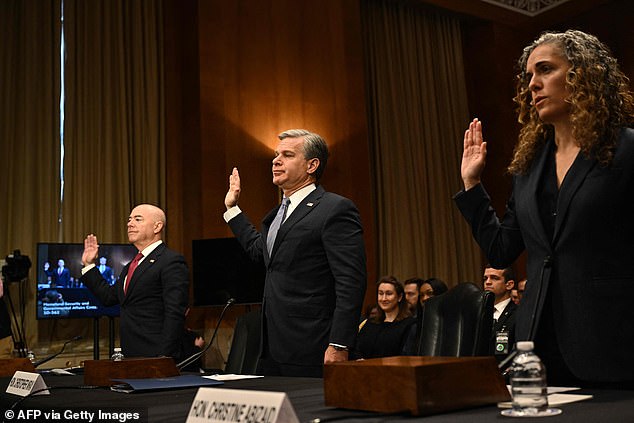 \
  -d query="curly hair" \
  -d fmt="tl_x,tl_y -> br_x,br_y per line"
509,30 -> 634,175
